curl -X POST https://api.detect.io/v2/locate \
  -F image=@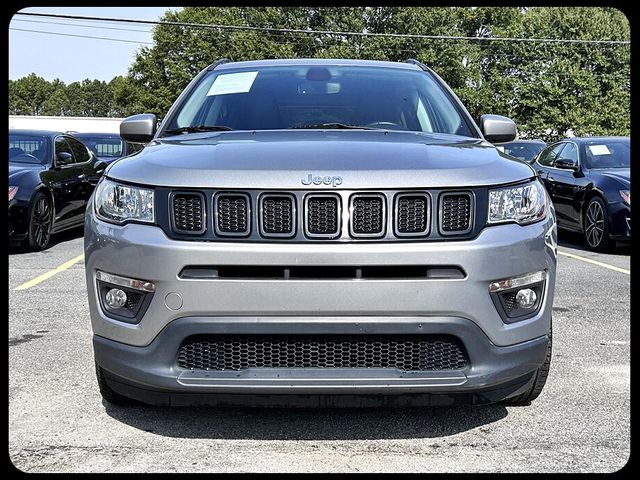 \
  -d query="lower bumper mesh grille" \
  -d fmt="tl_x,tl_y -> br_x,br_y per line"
177,334 -> 469,371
